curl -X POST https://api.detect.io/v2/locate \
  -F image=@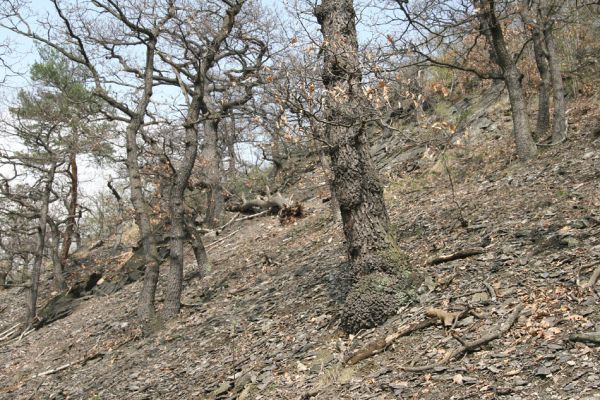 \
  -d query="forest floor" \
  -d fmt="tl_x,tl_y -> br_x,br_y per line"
1,89 -> 599,400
